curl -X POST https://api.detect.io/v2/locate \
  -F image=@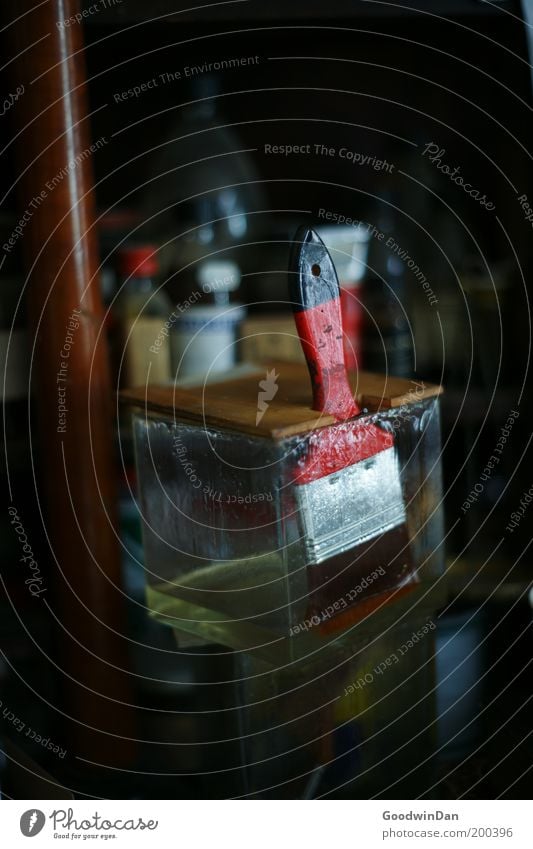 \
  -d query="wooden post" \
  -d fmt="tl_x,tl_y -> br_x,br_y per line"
5,0 -> 135,767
